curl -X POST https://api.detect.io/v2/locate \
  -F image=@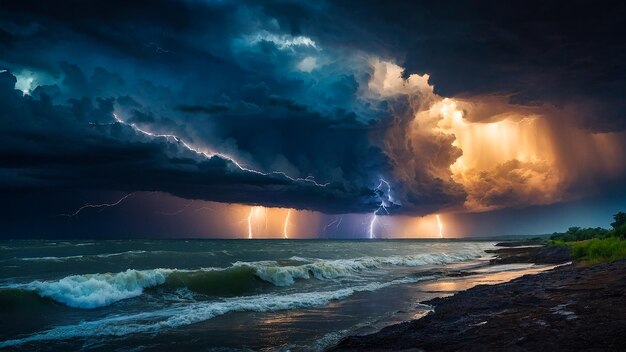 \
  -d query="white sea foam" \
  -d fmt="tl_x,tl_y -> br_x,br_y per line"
21,269 -> 175,308
5,246 -> 489,309
239,250 -> 484,286
19,250 -> 149,261
0,276 -> 434,348
19,255 -> 86,261
74,242 -> 95,247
